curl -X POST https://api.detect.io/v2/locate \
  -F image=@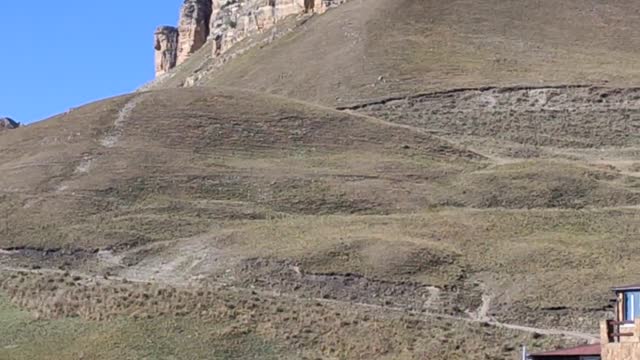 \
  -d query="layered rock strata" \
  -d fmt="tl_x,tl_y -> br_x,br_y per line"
209,0 -> 342,56
154,0 -> 347,77
154,26 -> 179,76
177,0 -> 213,65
